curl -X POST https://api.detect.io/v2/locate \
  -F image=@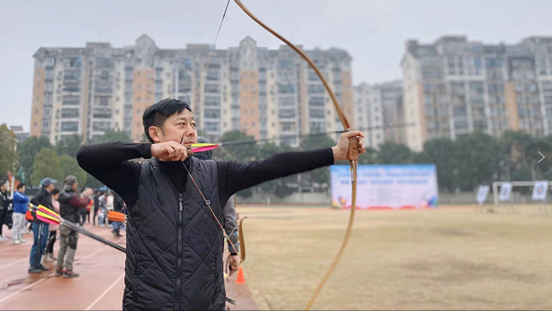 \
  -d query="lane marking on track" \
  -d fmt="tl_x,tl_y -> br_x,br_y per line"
0,237 -> 125,304
85,272 -> 125,311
